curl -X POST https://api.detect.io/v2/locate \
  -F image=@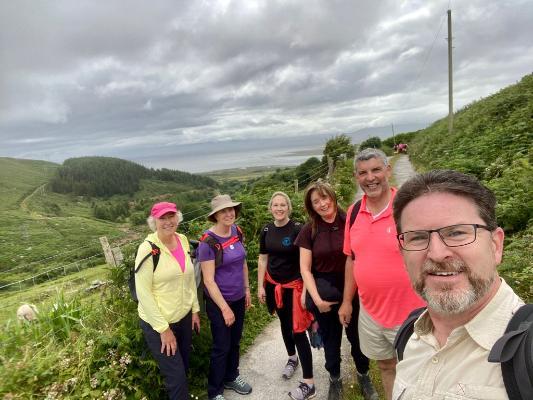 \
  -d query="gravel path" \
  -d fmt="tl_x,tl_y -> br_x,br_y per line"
223,155 -> 416,400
